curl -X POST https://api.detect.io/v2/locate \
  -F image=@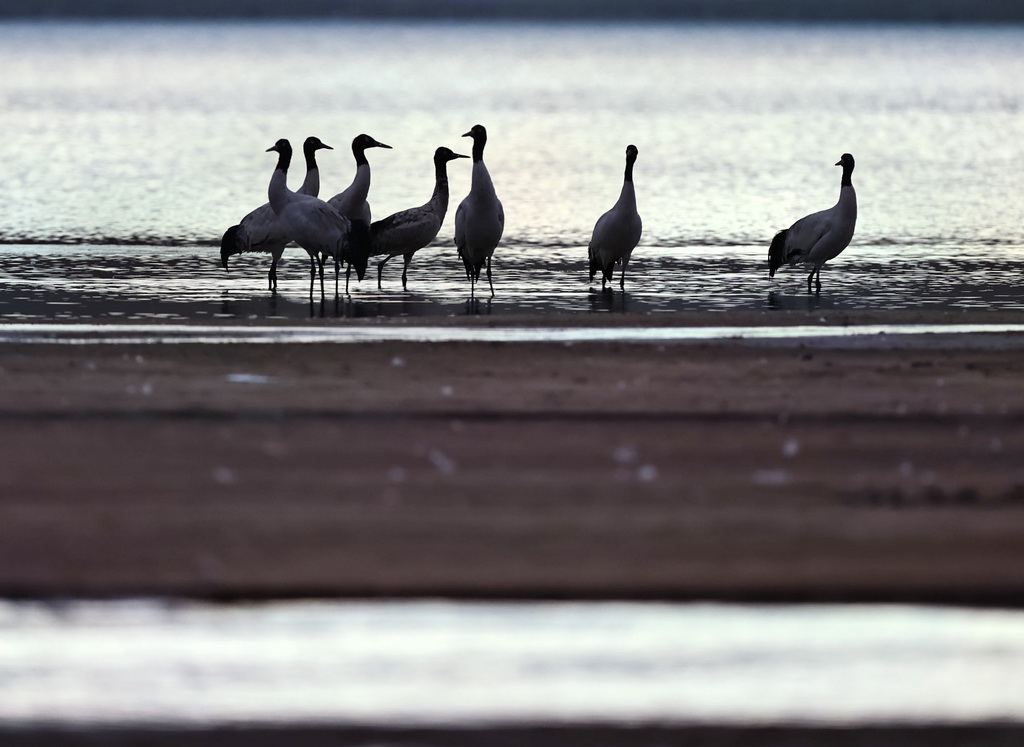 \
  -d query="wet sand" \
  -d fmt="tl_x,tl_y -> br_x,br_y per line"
1,309 -> 1023,604
3,309 -> 1024,744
